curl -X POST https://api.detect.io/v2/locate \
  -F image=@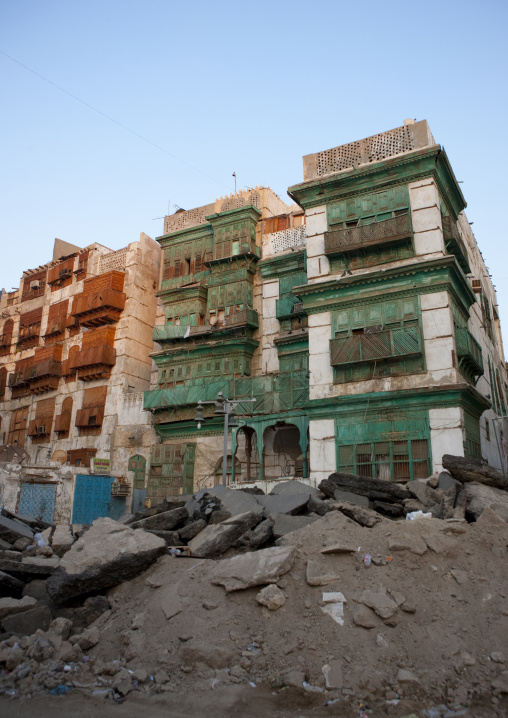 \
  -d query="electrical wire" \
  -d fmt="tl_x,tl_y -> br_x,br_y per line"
0,49 -> 234,192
